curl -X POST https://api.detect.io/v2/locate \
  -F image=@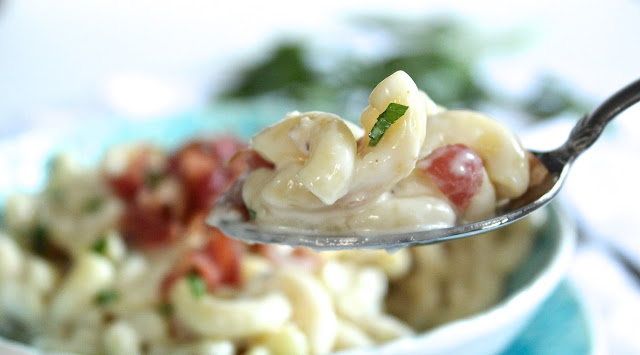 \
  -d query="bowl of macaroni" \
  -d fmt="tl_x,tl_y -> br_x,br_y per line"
0,72 -> 576,355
